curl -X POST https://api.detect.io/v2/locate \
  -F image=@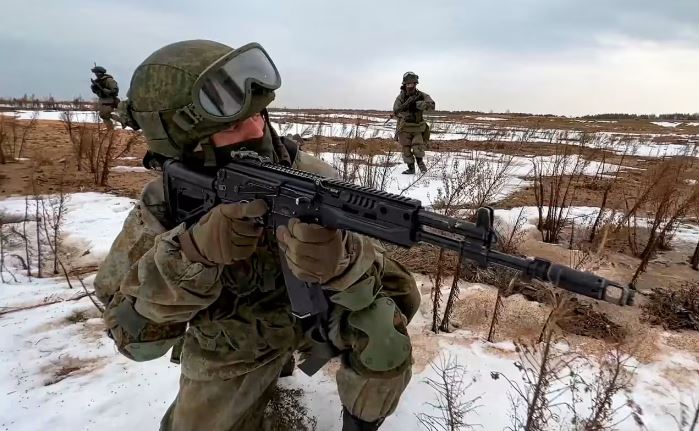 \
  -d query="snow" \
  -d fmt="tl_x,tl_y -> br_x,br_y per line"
652,121 -> 681,128
110,166 -> 149,173
0,193 -> 135,267
1,192 -> 699,430
316,150 -> 630,207
1,110 -> 98,123
475,116 -> 507,121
